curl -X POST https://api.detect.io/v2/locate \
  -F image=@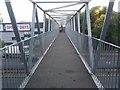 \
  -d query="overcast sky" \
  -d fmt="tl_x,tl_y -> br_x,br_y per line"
0,0 -> 119,23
